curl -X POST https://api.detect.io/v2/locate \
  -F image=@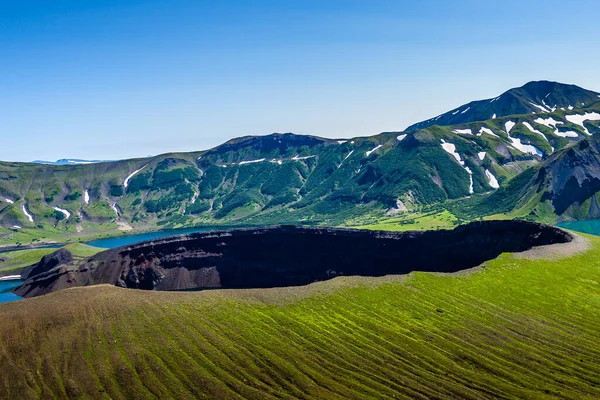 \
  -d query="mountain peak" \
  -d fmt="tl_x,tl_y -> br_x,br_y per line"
406,81 -> 600,132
